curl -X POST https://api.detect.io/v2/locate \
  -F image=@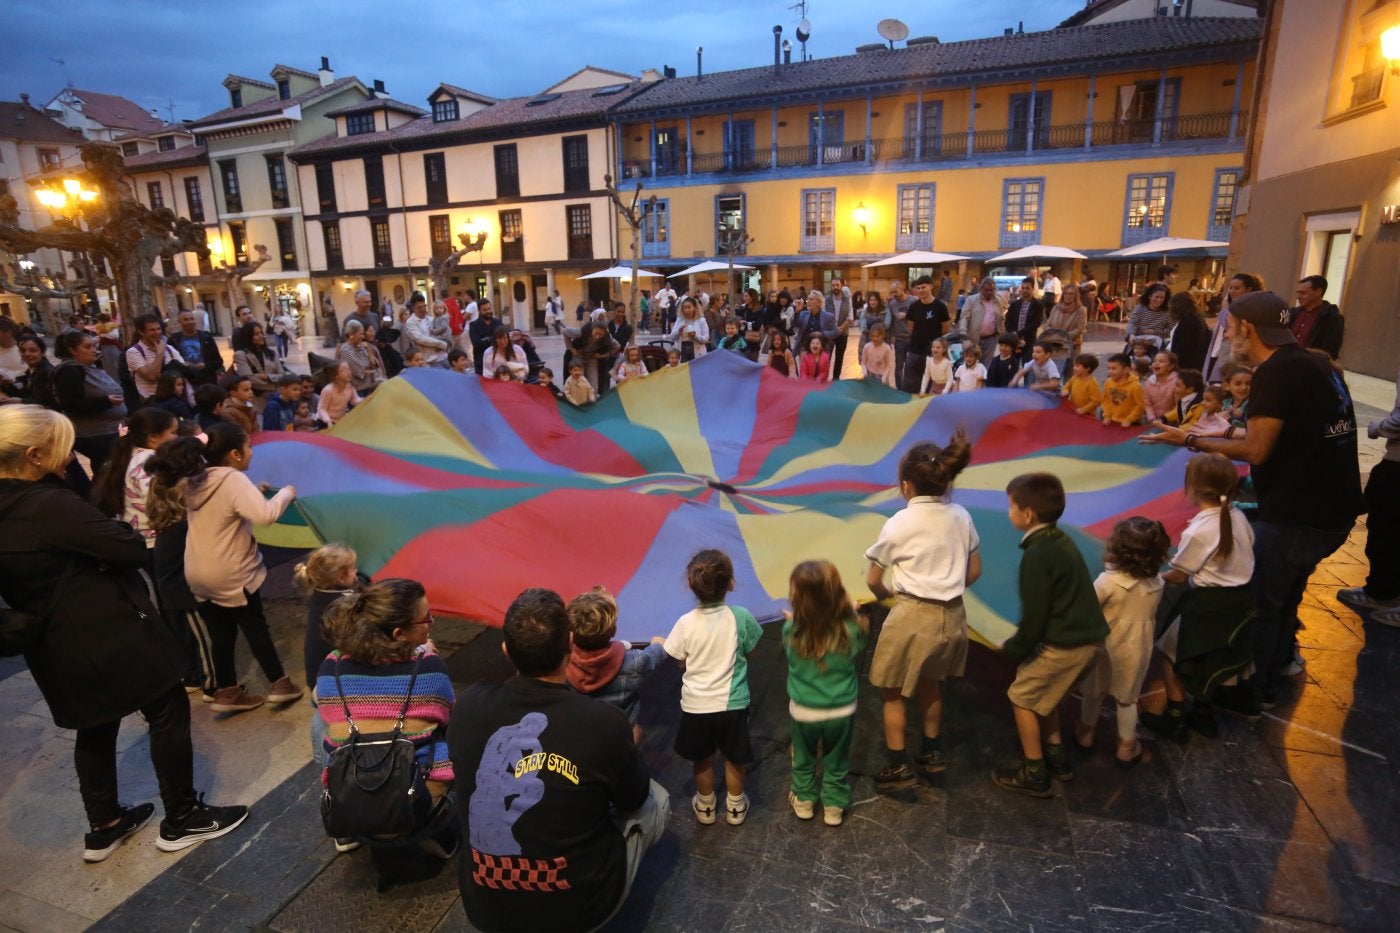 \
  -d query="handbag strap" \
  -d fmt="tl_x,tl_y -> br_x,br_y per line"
331,652 -> 423,737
